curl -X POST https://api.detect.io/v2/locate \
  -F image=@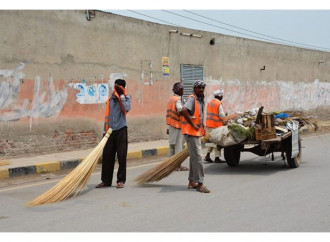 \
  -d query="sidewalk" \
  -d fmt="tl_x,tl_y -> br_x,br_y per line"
0,139 -> 169,179
1,120 -> 329,180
